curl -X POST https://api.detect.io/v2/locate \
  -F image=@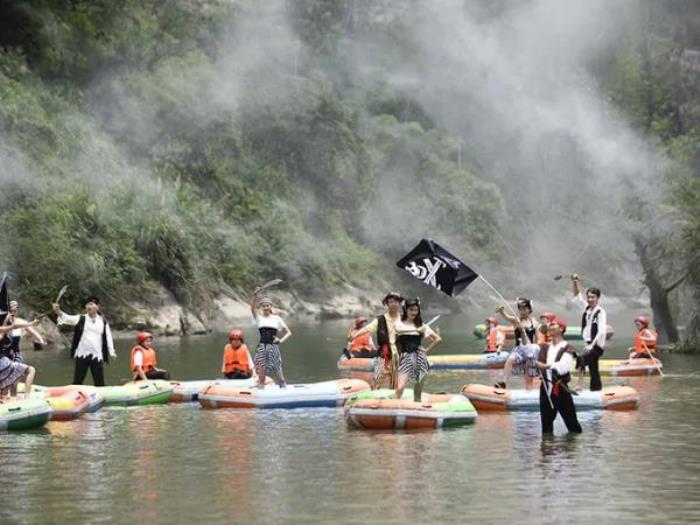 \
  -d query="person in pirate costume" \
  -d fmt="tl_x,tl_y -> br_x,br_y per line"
350,291 -> 403,389
394,298 -> 442,402
494,297 -> 540,390
0,318 -> 40,398
53,296 -> 116,386
250,287 -> 292,388
570,274 -> 607,391
535,317 -> 582,434
3,300 -> 46,363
